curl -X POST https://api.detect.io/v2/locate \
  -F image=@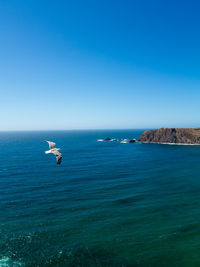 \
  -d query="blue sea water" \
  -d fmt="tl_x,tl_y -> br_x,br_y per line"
1,130 -> 200,266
